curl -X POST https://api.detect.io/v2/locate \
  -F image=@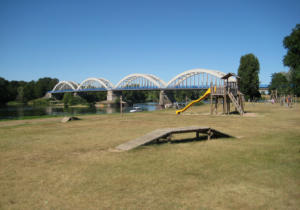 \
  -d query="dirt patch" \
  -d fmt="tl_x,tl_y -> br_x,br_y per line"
243,113 -> 258,117
108,148 -> 124,153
